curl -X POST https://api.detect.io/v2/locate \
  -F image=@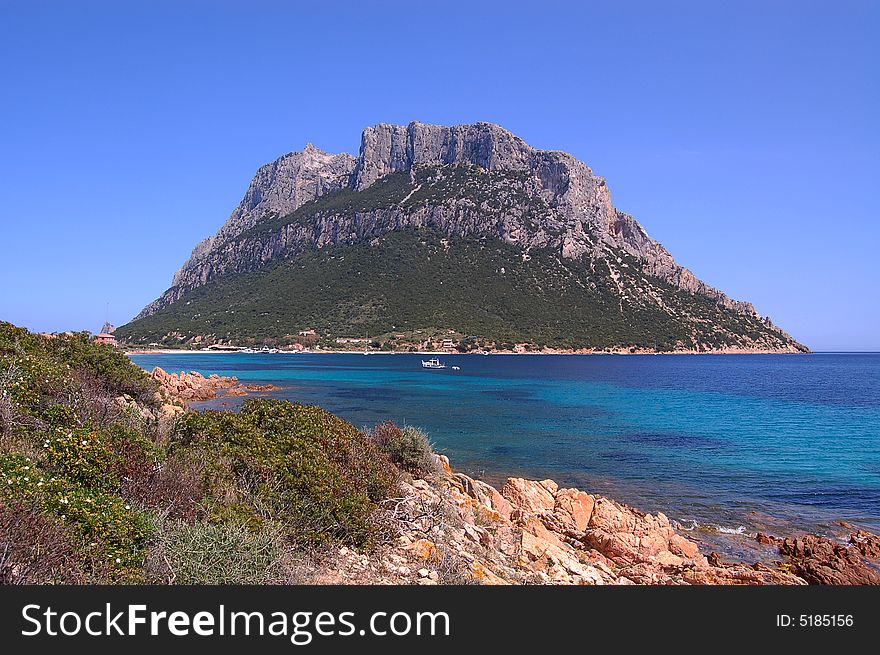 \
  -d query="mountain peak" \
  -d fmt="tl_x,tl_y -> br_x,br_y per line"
353,121 -> 534,190
123,121 -> 806,353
